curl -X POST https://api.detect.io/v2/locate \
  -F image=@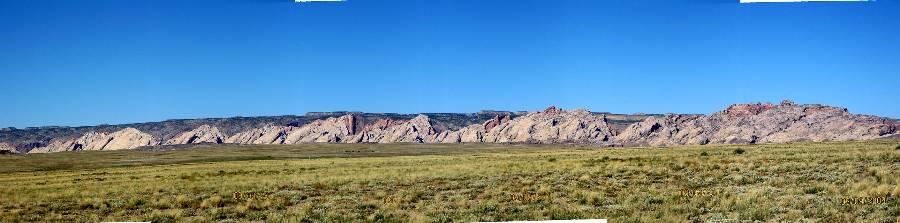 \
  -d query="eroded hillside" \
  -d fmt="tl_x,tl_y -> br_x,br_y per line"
2,100 -> 897,153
